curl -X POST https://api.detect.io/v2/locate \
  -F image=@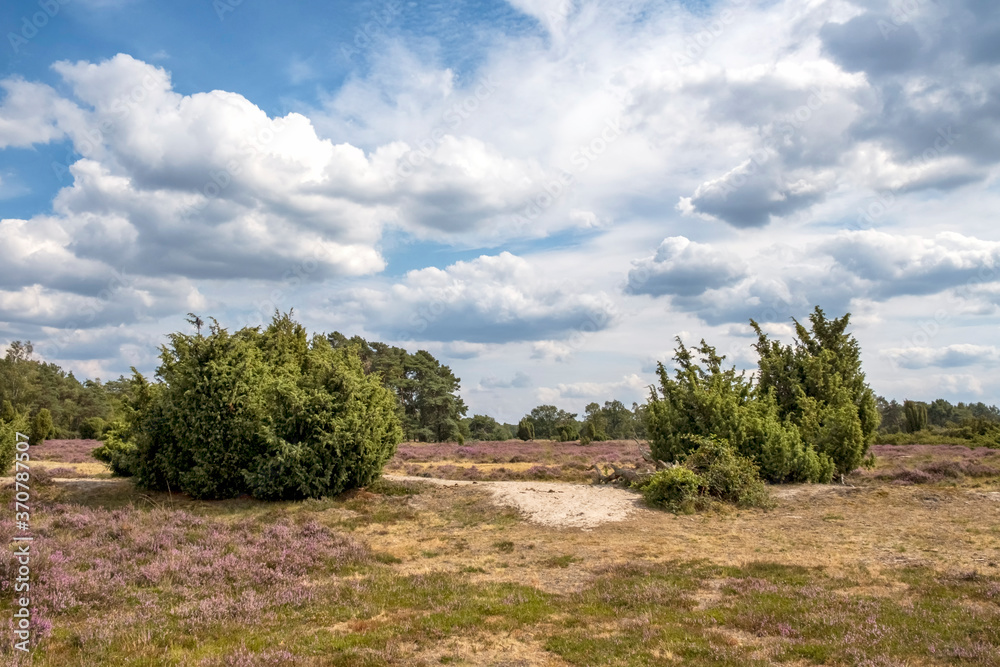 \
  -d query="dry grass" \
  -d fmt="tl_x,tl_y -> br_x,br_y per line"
2,441 -> 999,665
